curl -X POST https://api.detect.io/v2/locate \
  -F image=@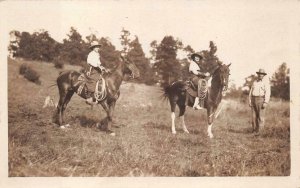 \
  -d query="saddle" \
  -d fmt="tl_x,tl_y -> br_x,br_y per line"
185,78 -> 208,98
185,78 -> 208,107
76,73 -> 107,102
